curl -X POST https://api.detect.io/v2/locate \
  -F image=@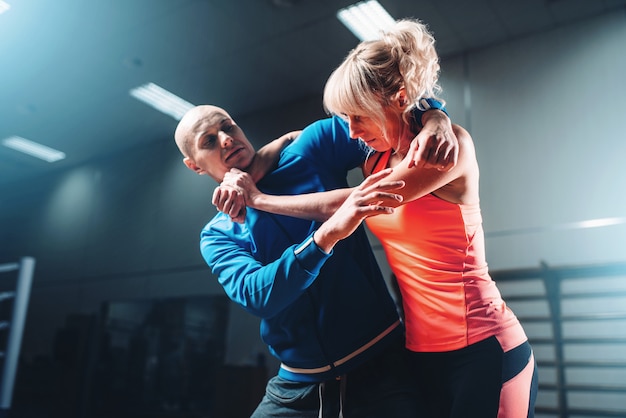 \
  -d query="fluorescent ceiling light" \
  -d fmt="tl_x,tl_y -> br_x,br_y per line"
337,0 -> 396,41
574,217 -> 626,229
2,136 -> 66,163
130,82 -> 194,121
0,1 -> 10,15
